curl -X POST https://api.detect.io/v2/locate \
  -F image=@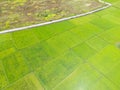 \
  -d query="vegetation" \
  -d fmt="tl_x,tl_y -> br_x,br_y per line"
0,0 -> 106,31
0,0 -> 120,90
